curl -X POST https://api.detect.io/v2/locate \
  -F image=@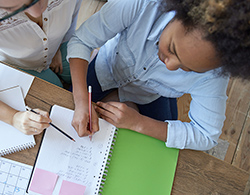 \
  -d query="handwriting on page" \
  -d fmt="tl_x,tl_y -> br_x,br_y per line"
56,144 -> 93,185
60,145 -> 92,163
29,105 -> 117,195
57,165 -> 89,183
